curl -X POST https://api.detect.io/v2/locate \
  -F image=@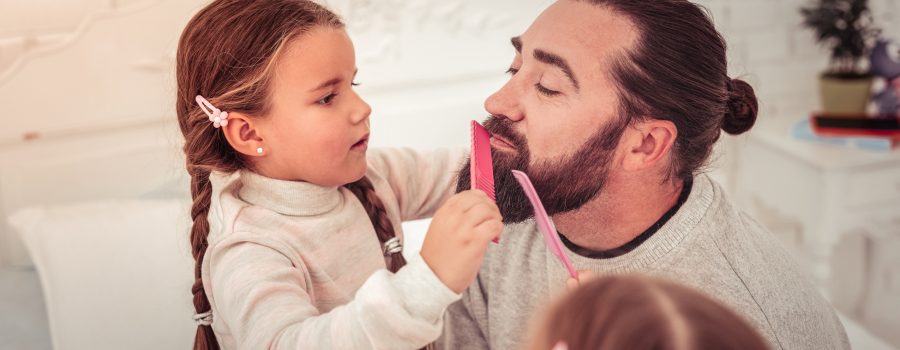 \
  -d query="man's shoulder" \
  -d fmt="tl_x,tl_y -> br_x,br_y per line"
678,179 -> 849,349
688,175 -> 788,260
